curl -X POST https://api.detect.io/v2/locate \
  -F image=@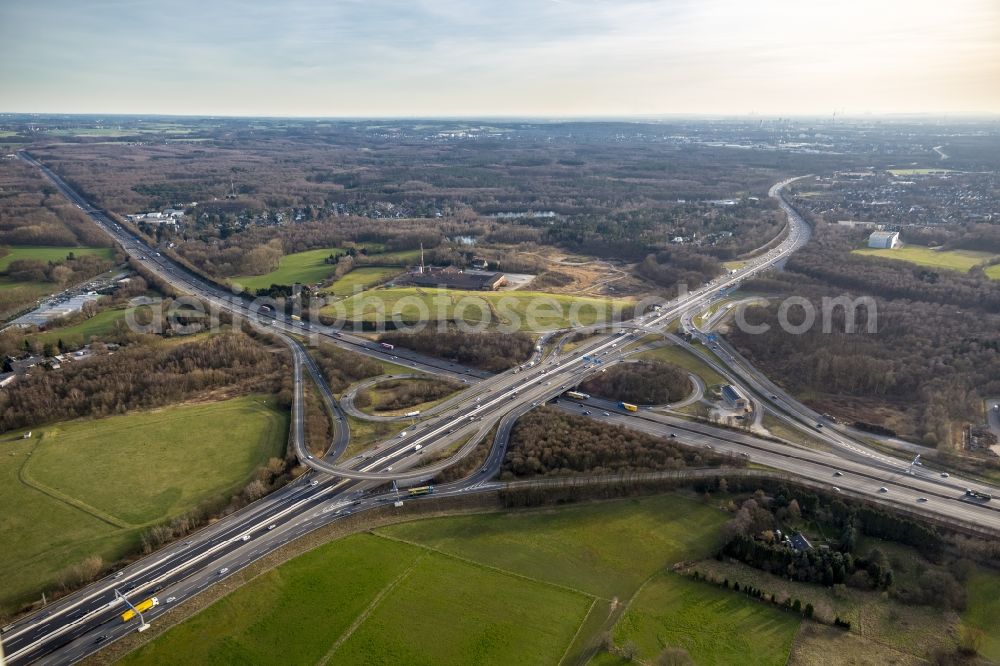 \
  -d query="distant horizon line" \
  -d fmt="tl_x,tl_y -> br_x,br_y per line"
2,111 -> 1000,123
